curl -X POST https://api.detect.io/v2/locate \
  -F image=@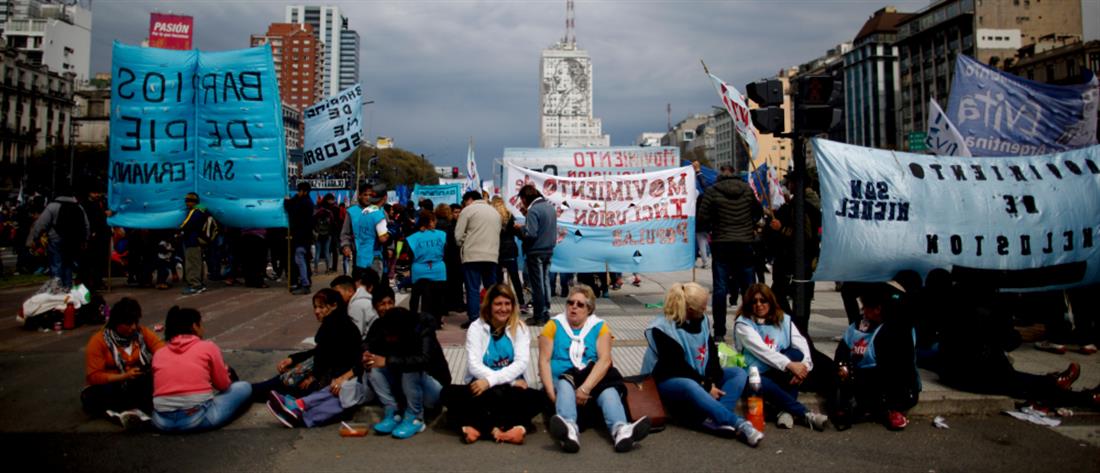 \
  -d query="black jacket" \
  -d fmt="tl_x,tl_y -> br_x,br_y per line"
365,311 -> 452,385
697,176 -> 762,243
650,318 -> 724,391
284,194 -> 315,245
289,309 -> 363,388
498,214 -> 520,260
